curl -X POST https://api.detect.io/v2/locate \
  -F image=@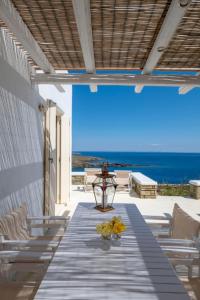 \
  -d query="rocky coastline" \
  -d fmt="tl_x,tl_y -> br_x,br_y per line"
72,153 -> 153,169
72,154 -> 102,168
